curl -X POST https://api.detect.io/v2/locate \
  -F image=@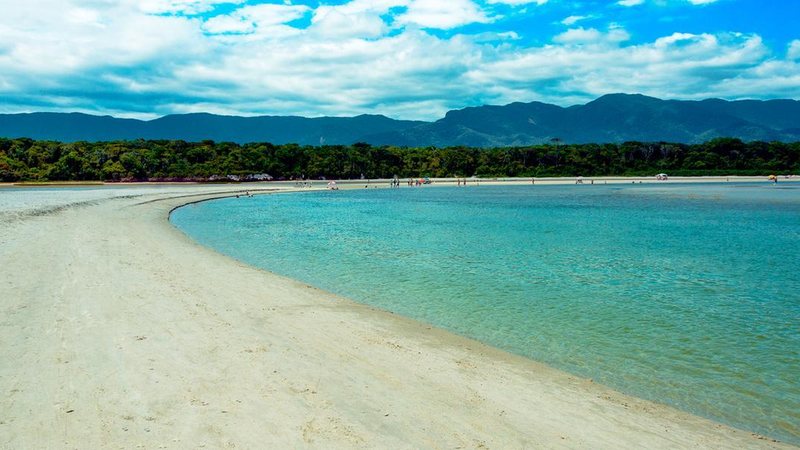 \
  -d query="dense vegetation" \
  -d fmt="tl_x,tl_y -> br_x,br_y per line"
1,137 -> 798,182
